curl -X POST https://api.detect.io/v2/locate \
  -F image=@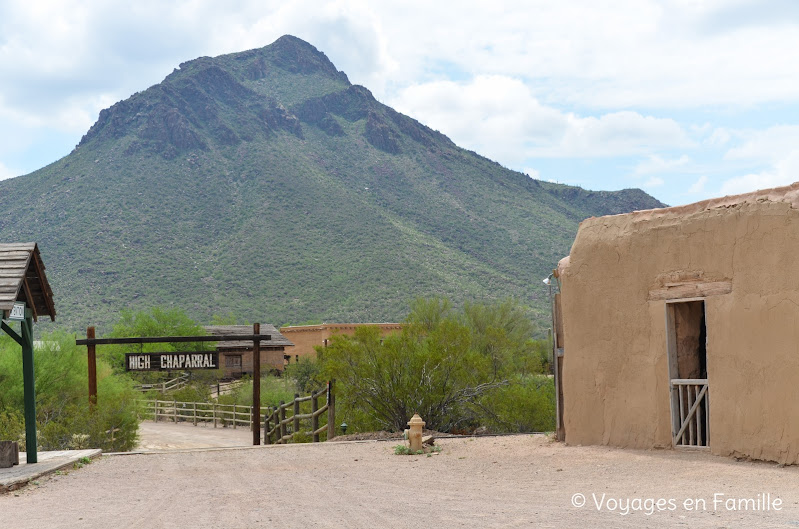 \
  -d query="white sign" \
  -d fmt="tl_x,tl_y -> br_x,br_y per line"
8,302 -> 25,321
